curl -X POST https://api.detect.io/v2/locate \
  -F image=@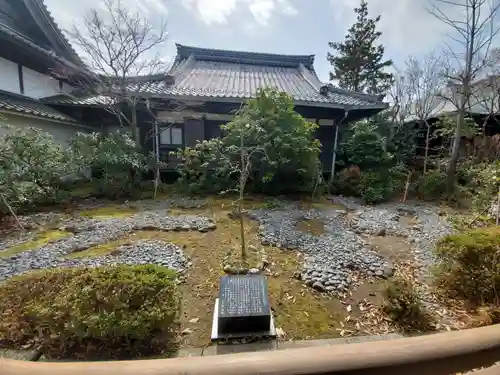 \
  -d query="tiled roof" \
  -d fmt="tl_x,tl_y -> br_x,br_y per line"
0,22 -> 84,73
42,94 -> 115,106
0,90 -> 78,122
0,1 -> 87,72
34,0 -> 85,65
45,45 -> 388,110
134,44 -> 386,109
